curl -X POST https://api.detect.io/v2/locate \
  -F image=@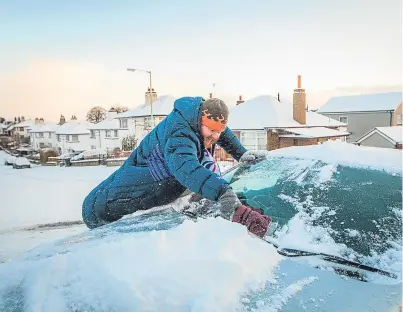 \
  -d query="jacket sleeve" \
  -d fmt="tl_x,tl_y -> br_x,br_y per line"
164,128 -> 230,201
217,127 -> 247,161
